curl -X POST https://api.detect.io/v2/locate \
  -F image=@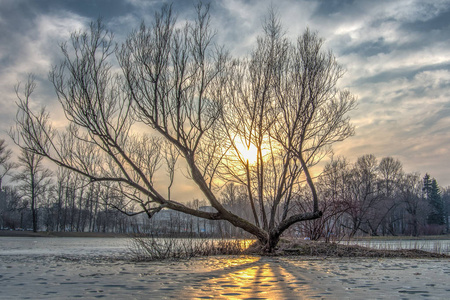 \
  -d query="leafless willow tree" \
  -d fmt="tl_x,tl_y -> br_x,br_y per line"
11,4 -> 355,251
